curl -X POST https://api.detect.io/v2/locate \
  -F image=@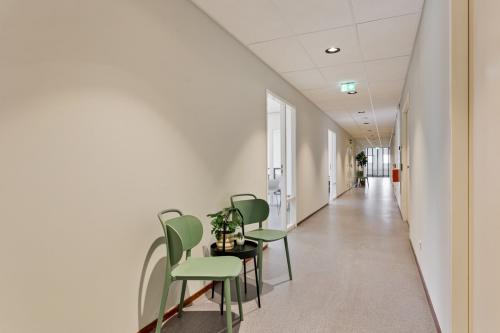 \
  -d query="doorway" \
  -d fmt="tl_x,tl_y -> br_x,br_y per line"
401,99 -> 410,223
266,91 -> 296,231
328,130 -> 337,201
